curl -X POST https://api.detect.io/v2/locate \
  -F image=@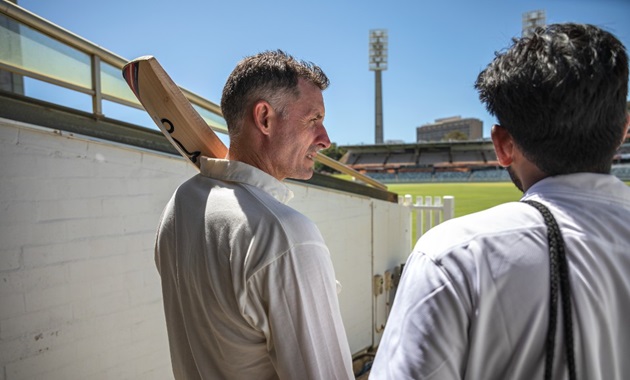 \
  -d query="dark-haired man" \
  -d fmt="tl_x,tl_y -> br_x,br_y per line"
371,23 -> 630,379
